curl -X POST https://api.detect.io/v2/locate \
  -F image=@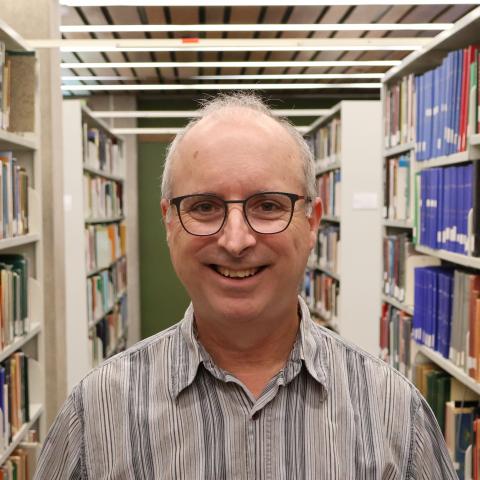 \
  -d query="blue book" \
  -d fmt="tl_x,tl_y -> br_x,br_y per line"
415,75 -> 423,160
420,171 -> 427,246
413,268 -> 424,343
451,167 -> 459,253
446,51 -> 456,155
464,163 -> 473,255
437,168 -> 445,250
454,50 -> 464,153
426,70 -> 434,160
454,410 -> 475,480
